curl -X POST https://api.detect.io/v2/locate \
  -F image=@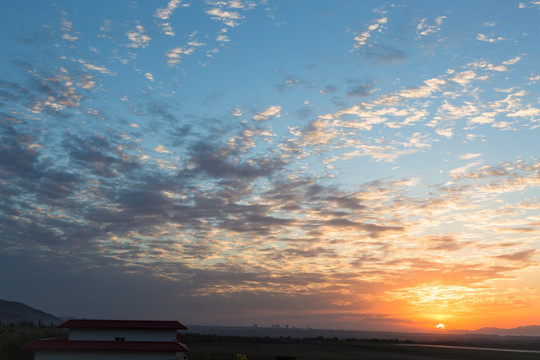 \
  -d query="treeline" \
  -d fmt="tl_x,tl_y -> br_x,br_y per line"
0,321 -> 56,329
0,327 -> 66,360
